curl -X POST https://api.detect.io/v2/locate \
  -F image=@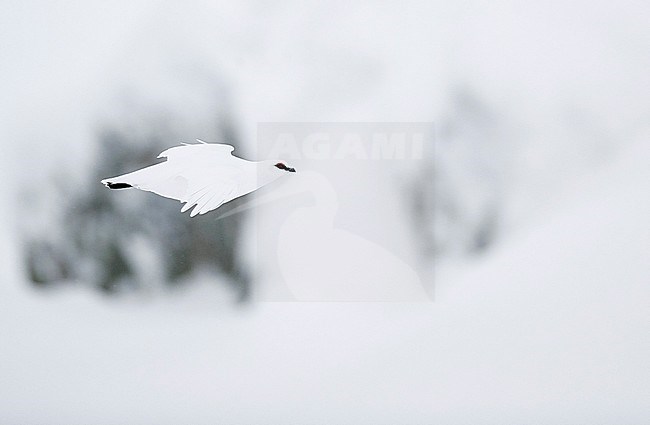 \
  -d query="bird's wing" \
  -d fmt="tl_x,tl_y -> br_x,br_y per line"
175,165 -> 241,217
157,142 -> 236,165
